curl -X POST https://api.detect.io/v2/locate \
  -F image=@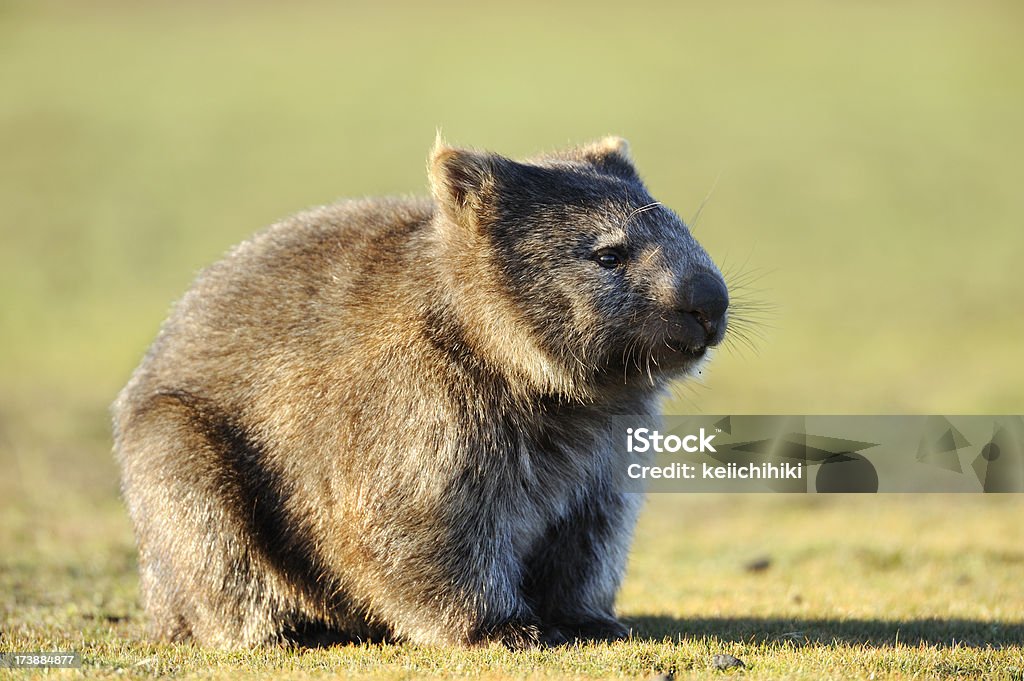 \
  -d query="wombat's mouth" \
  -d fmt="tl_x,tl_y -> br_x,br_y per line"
665,340 -> 709,361
658,315 -> 723,358
640,337 -> 709,374
614,309 -> 725,378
